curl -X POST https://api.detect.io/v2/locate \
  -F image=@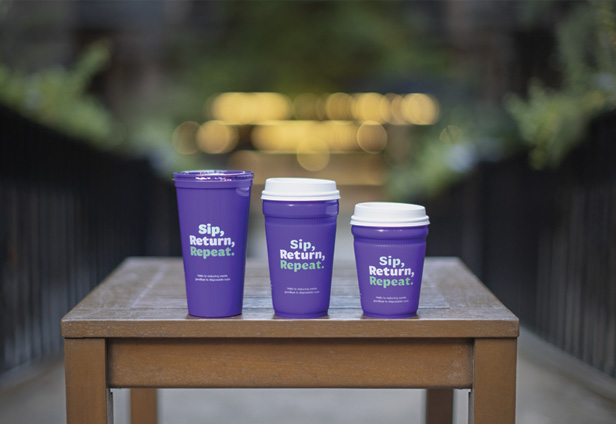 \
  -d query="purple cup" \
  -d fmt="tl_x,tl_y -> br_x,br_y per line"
262,178 -> 340,318
174,170 -> 253,318
351,202 -> 430,318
